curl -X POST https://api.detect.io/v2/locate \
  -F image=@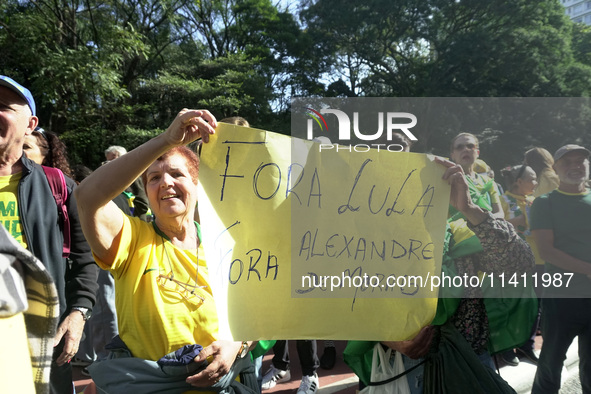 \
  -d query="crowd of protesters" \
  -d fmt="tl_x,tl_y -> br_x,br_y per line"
1,75 -> 590,394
